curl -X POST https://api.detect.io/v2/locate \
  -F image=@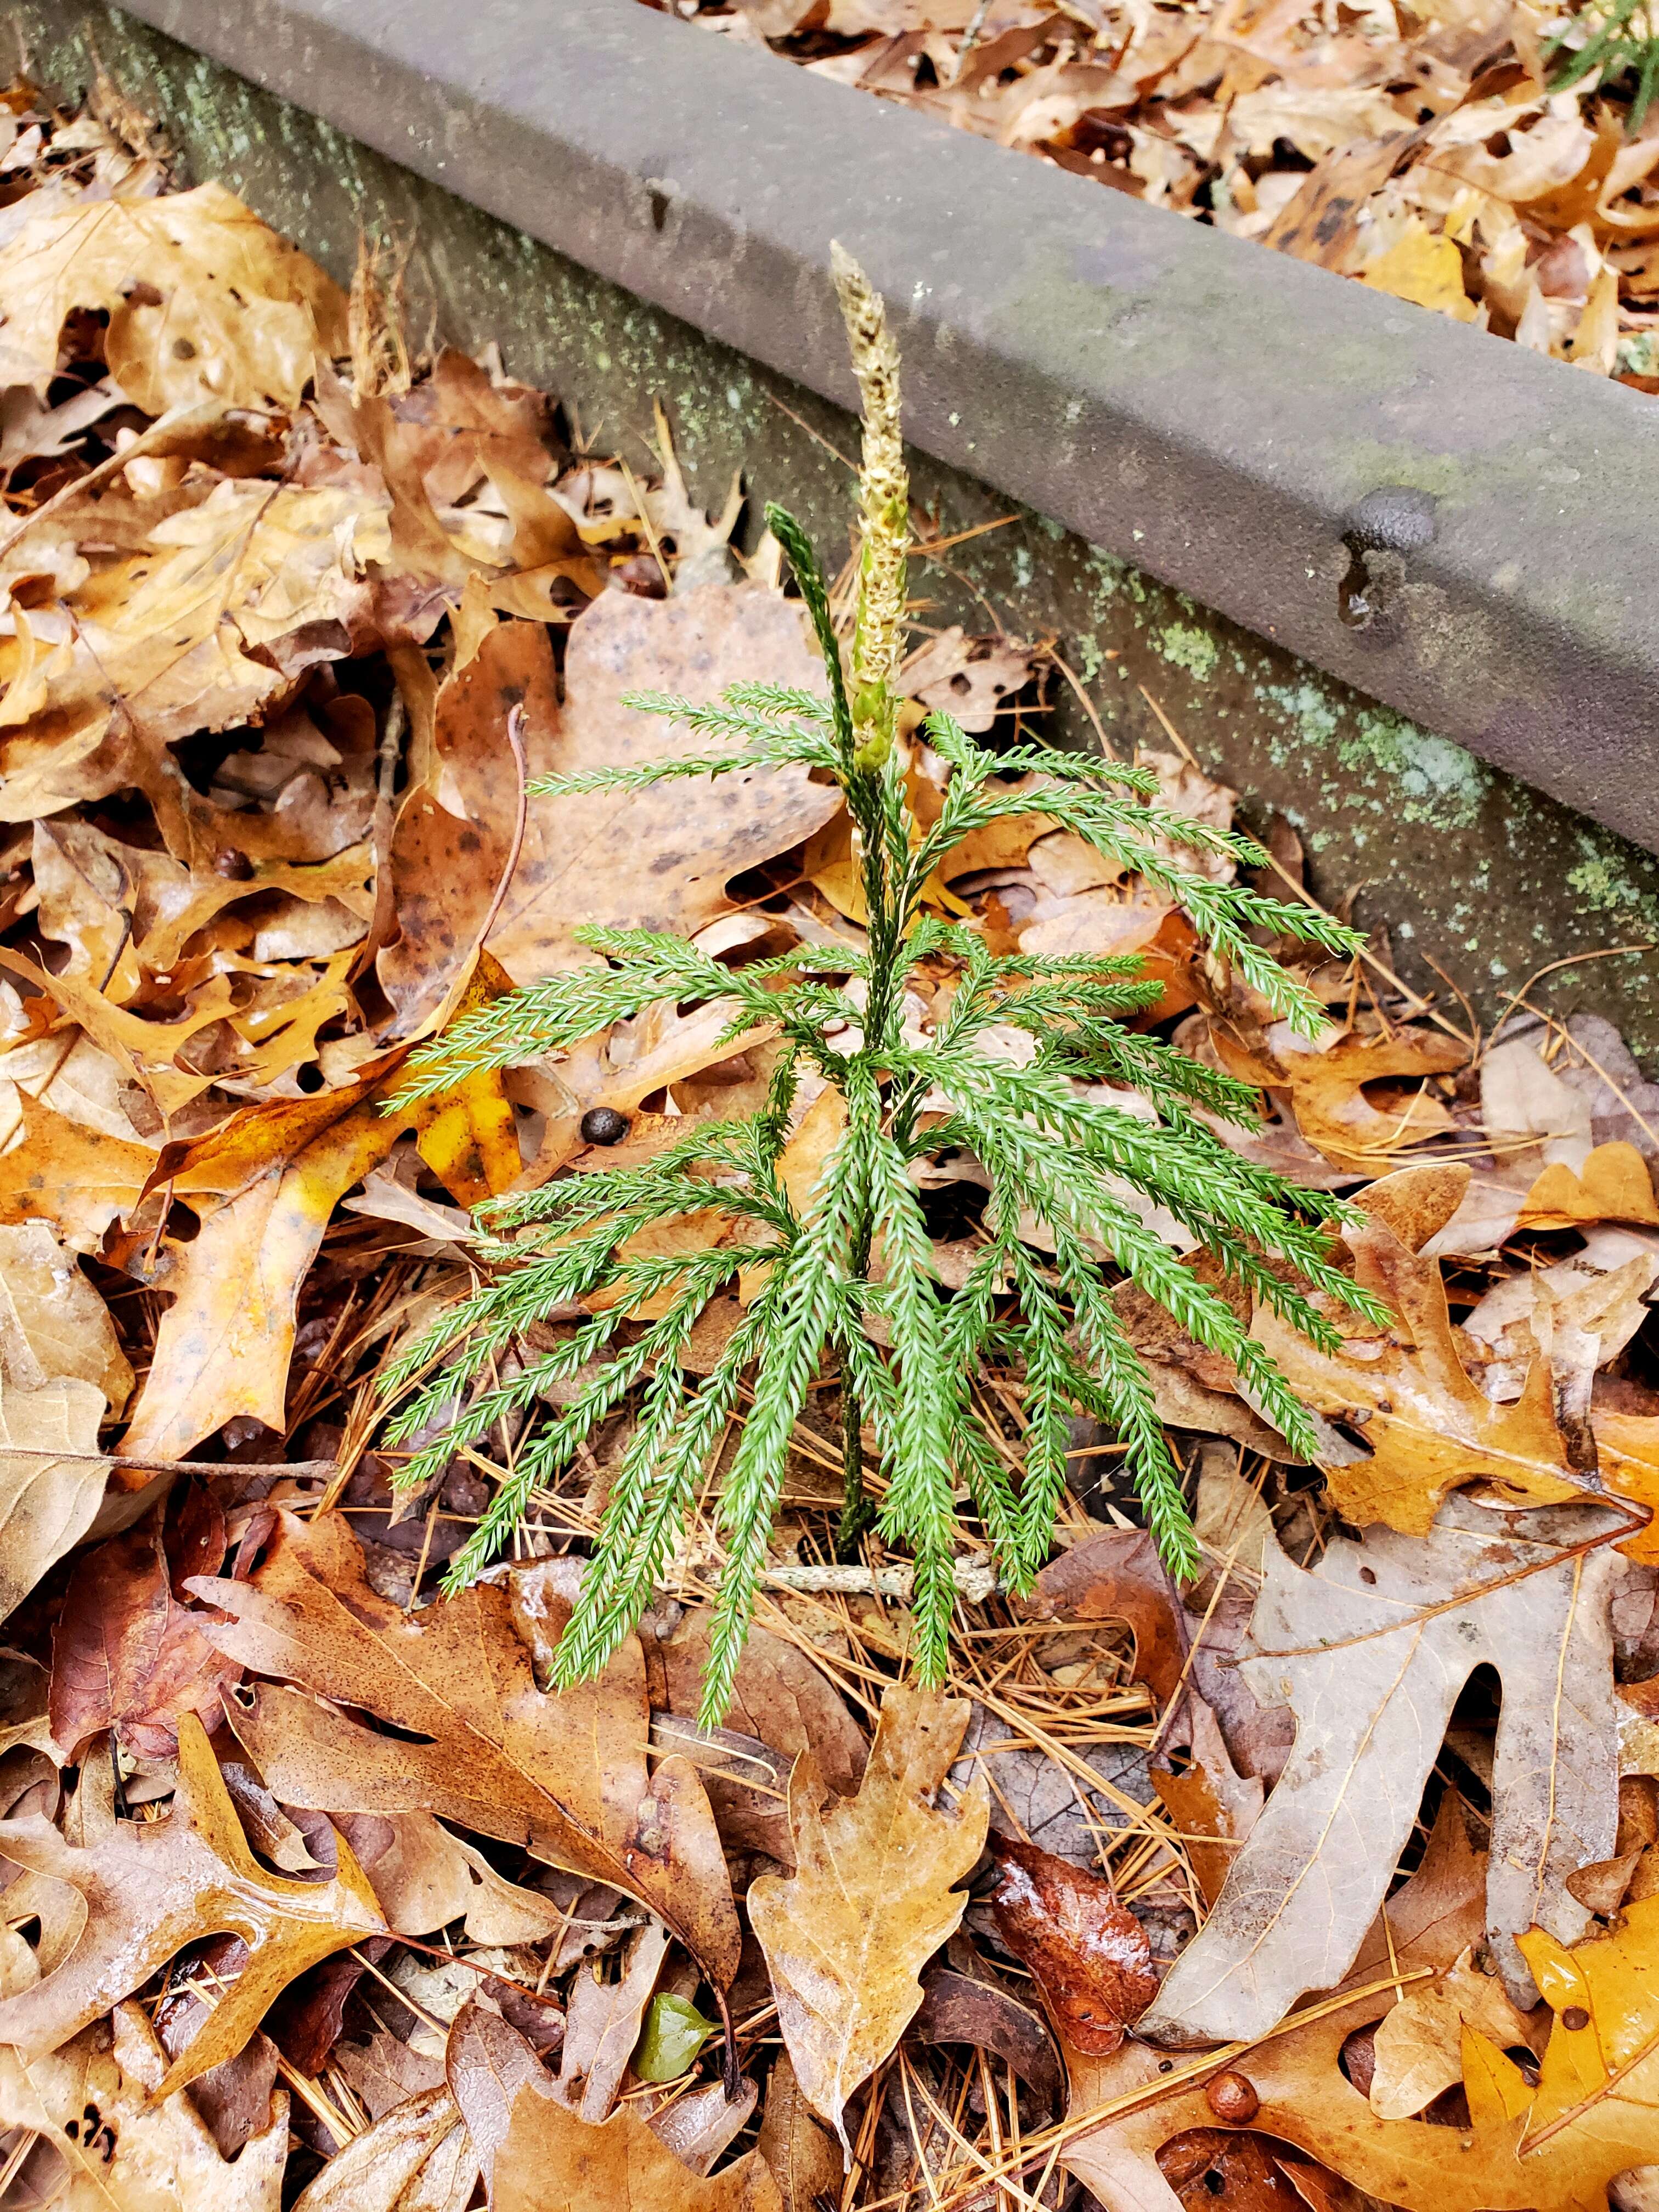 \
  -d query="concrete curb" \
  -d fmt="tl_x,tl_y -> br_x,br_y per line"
59,0 -> 1659,853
